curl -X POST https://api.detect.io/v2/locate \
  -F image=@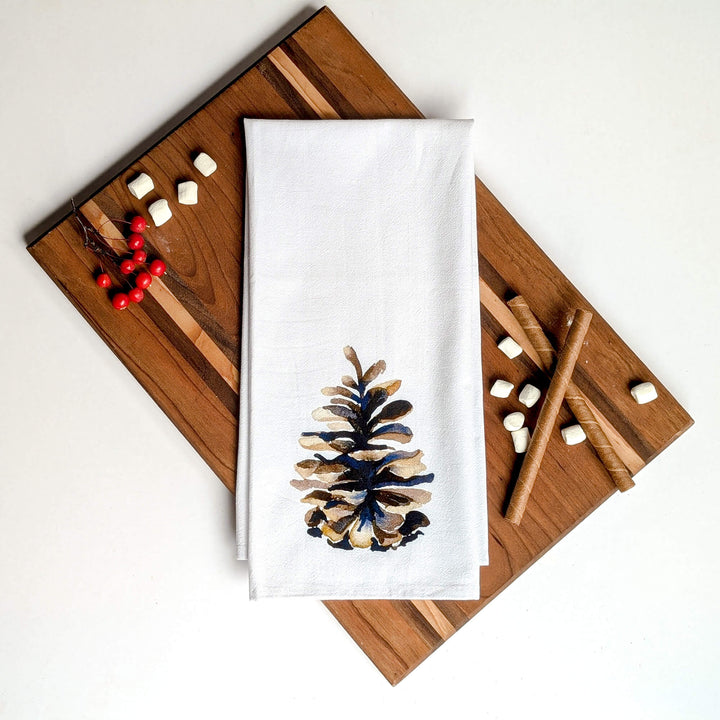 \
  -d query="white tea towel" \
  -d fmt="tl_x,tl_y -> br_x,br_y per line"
238,119 -> 487,599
